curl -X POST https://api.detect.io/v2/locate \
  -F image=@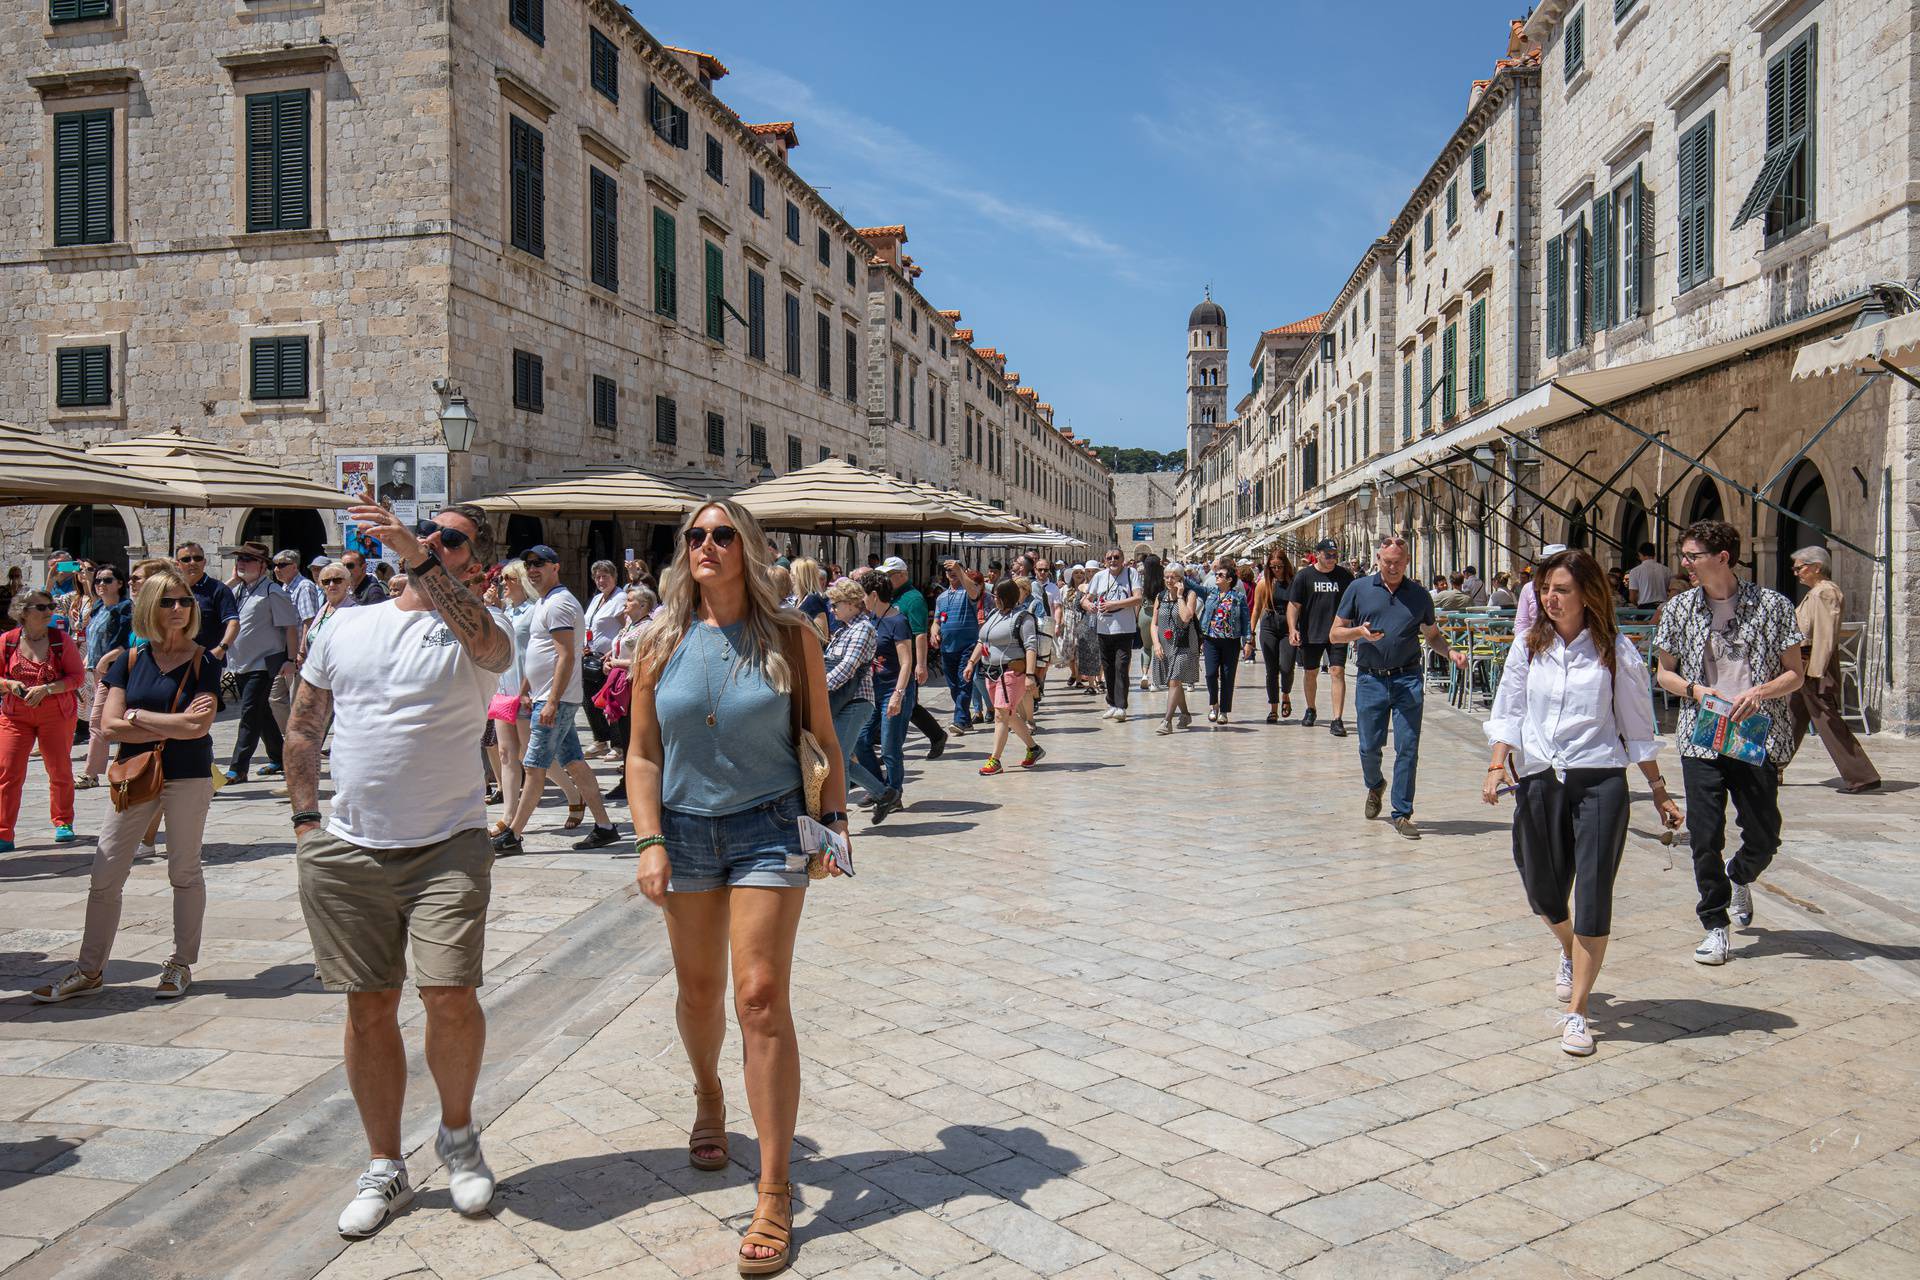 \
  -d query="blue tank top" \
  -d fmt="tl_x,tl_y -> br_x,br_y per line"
654,621 -> 801,816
